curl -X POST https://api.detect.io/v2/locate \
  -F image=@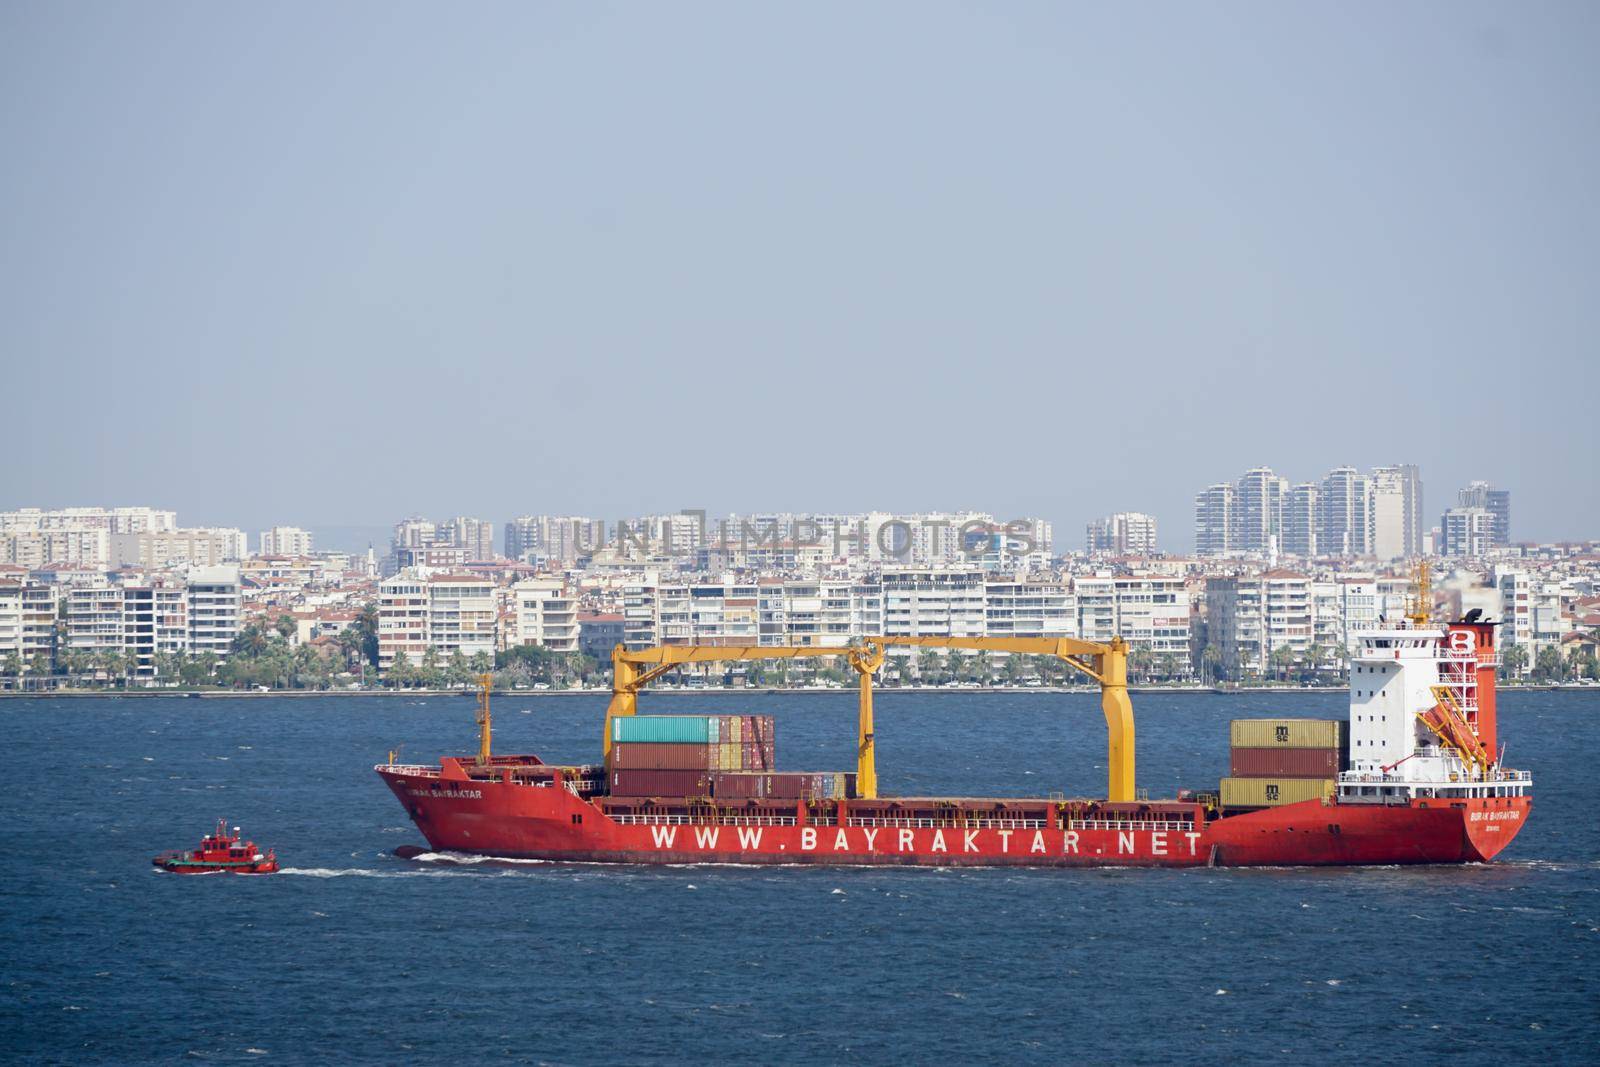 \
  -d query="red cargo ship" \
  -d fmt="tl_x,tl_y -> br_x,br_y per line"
379,610 -> 1530,868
